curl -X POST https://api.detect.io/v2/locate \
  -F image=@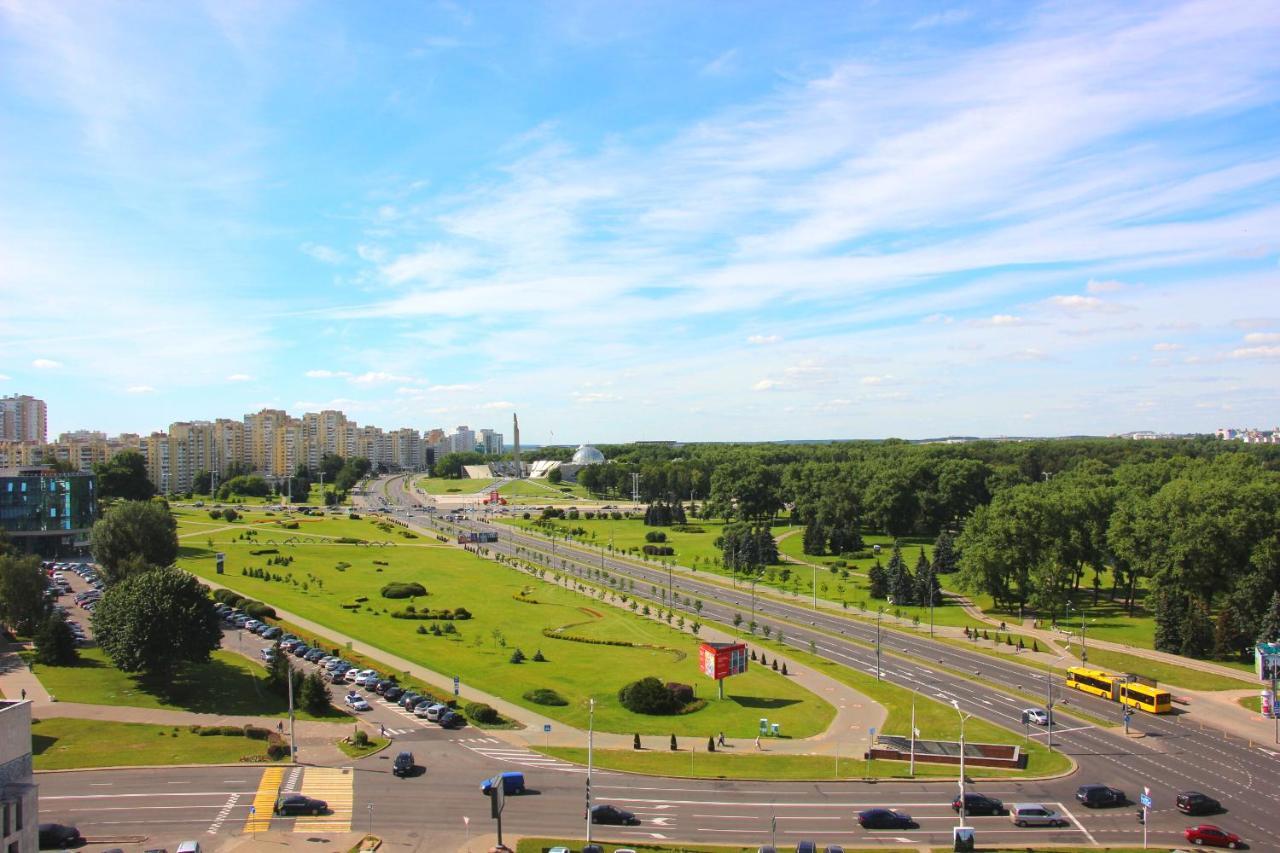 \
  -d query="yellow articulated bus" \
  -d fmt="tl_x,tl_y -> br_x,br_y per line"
1065,666 -> 1172,714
